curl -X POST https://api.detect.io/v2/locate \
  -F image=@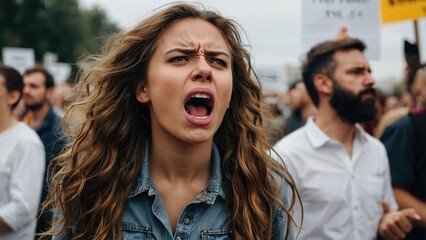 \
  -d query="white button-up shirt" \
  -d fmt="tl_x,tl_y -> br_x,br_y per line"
273,117 -> 397,240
